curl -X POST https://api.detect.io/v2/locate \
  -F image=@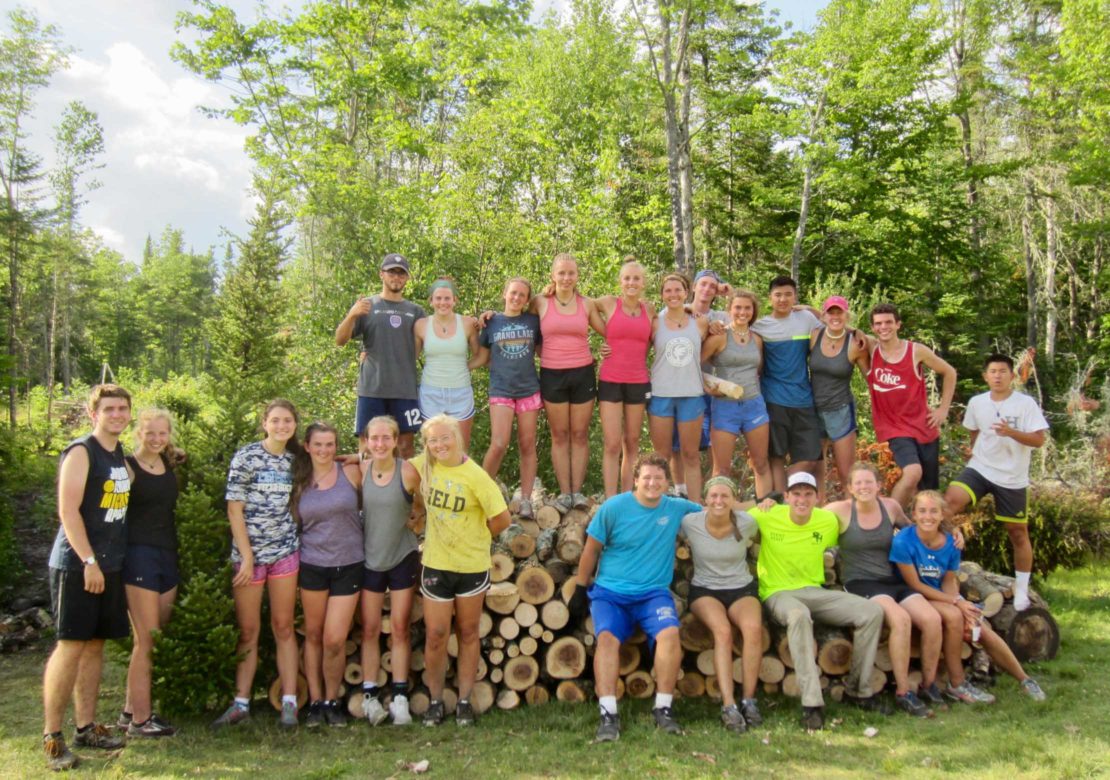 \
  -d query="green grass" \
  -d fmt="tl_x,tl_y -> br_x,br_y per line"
3,566 -> 1110,778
